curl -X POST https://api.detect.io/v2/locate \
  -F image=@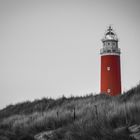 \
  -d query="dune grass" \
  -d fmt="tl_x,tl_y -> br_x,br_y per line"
0,84 -> 140,140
